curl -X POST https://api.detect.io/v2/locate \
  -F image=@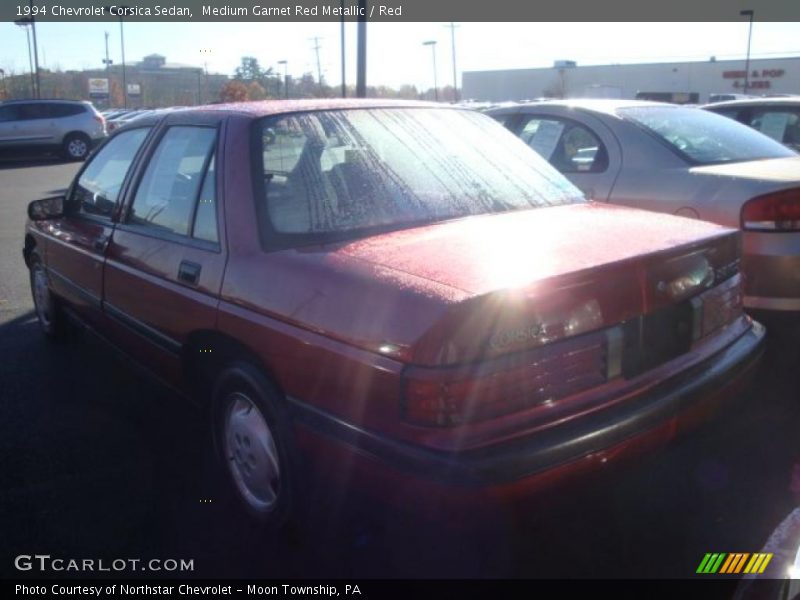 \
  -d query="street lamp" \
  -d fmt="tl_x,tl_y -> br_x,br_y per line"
14,18 -> 36,98
422,40 -> 438,102
102,31 -> 114,107
446,23 -> 459,102
29,0 -> 41,99
740,9 -> 754,94
278,60 -> 288,99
